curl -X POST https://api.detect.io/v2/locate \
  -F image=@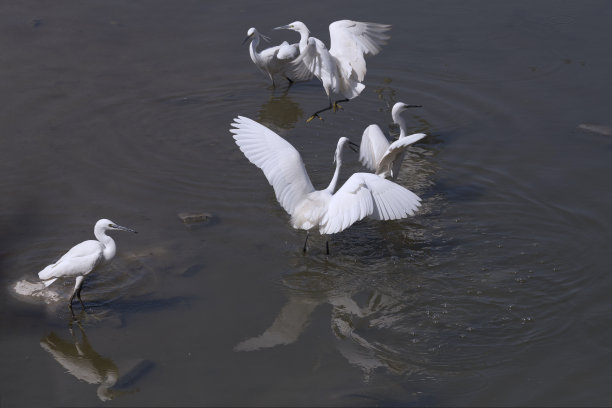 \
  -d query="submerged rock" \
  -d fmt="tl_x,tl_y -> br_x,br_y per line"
177,211 -> 215,227
13,279 -> 62,303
